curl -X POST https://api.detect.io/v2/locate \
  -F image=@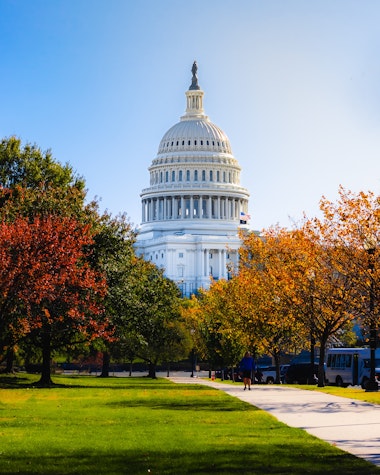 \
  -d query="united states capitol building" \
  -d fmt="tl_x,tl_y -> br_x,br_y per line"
135,63 -> 250,297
